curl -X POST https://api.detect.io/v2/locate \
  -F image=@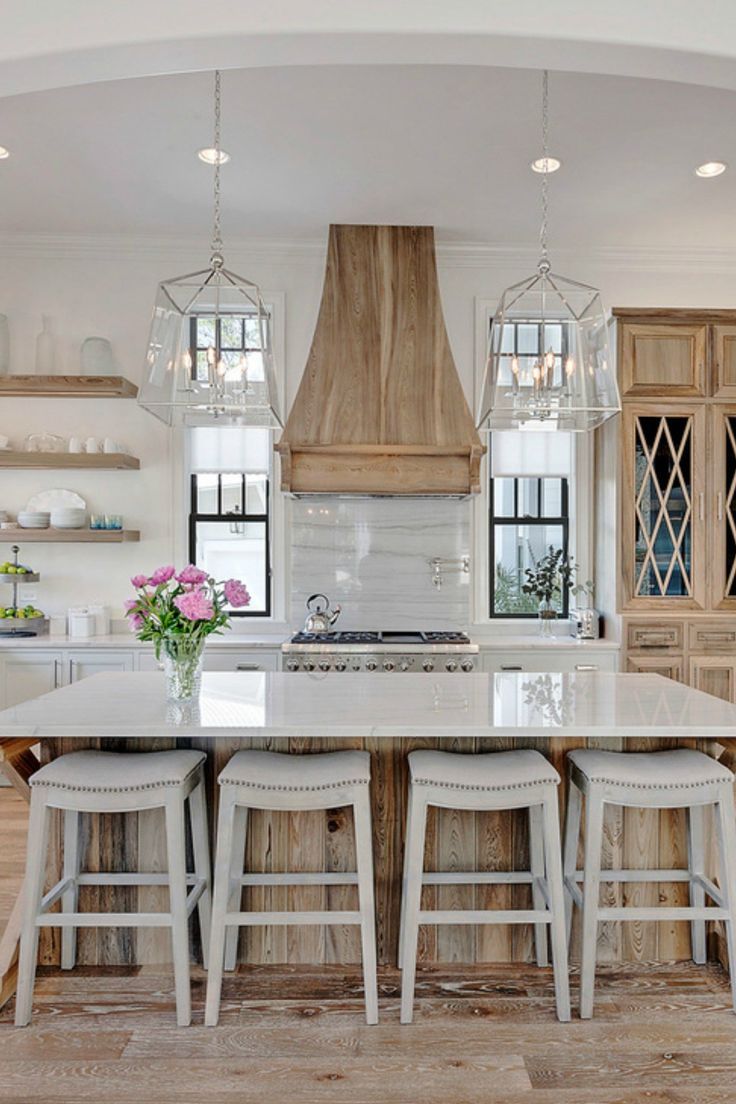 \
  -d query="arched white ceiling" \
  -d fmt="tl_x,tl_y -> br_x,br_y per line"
1,64 -> 735,247
2,0 -> 736,97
